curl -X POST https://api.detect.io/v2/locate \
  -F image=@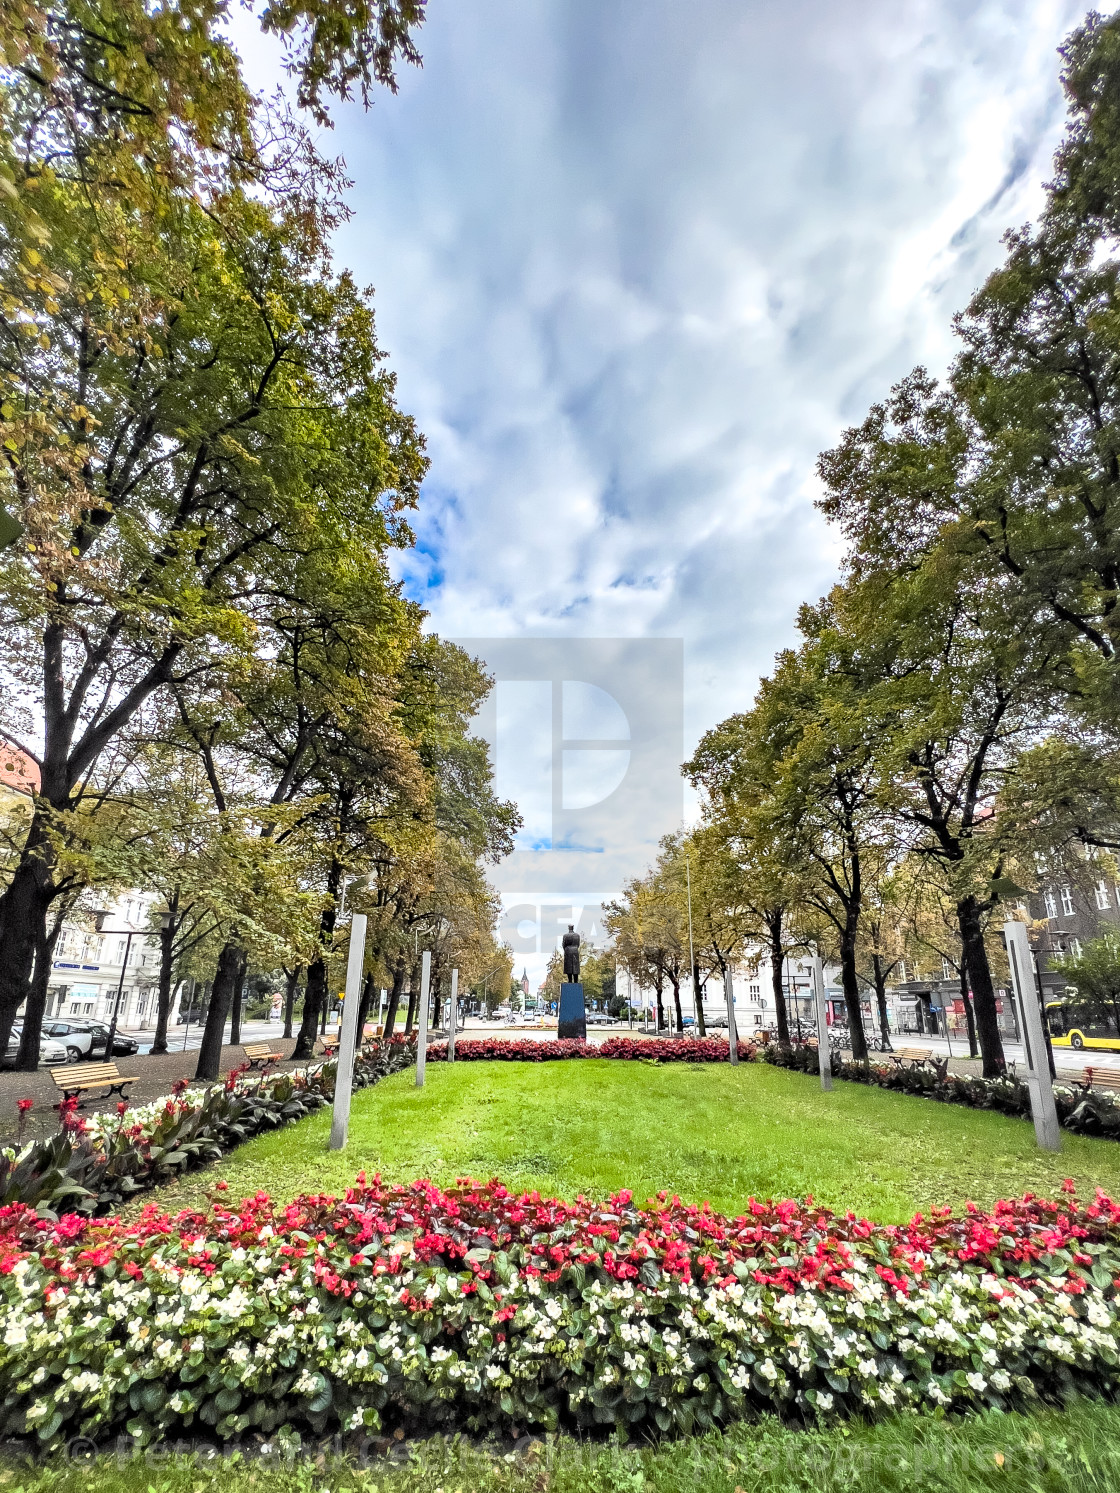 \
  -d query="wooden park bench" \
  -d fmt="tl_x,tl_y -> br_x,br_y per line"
51,1062 -> 136,1106
1078,1066 -> 1120,1094
243,1041 -> 284,1069
318,1035 -> 340,1058
889,1047 -> 934,1067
